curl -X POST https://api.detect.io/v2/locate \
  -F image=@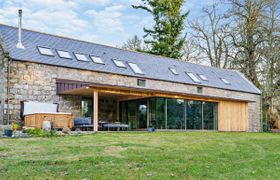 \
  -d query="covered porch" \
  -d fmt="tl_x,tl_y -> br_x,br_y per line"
57,79 -> 153,132
56,79 -> 228,132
